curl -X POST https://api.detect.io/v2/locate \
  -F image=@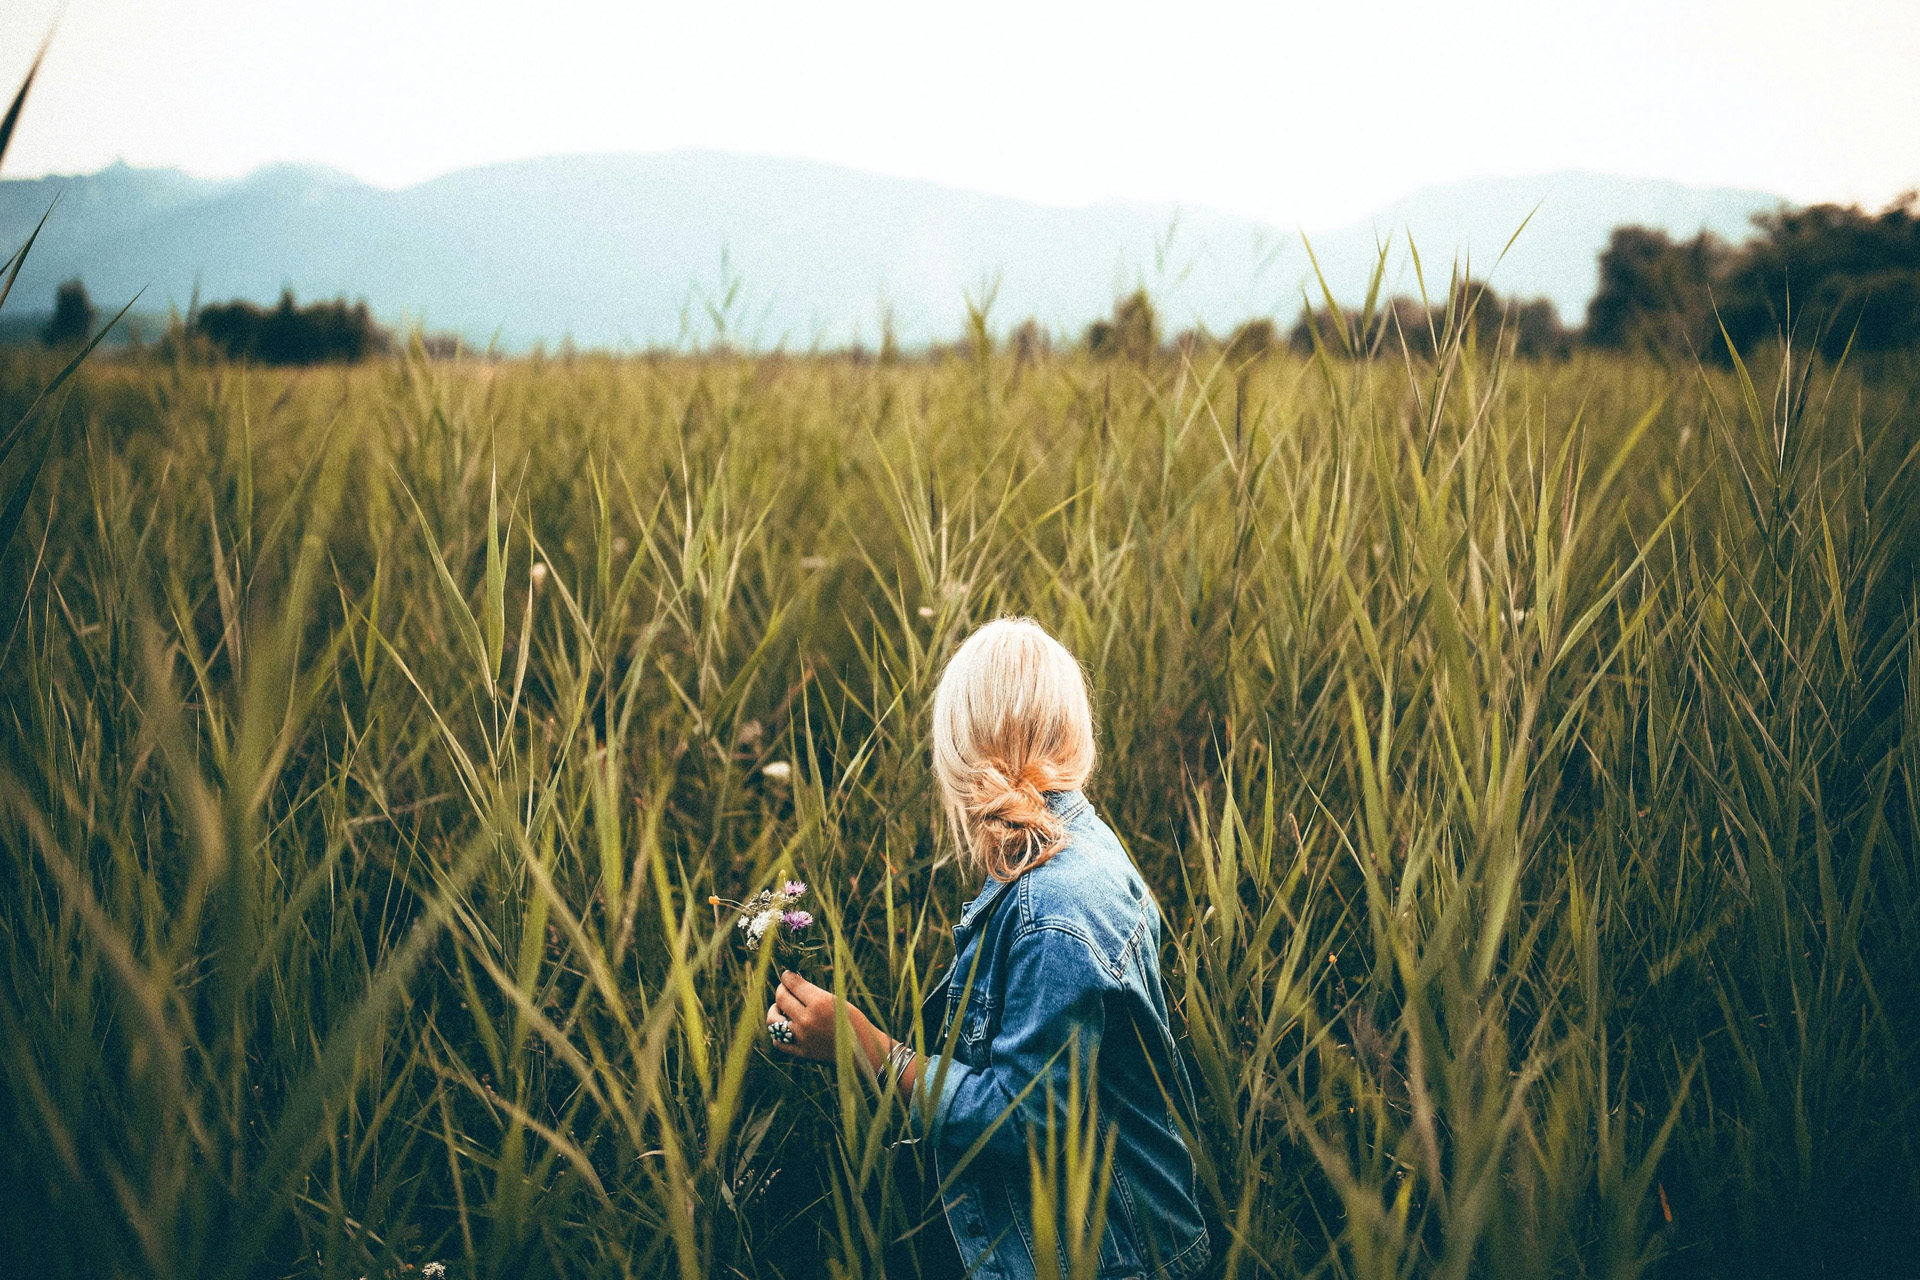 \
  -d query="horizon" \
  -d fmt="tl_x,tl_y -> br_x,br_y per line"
0,0 -> 1913,230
